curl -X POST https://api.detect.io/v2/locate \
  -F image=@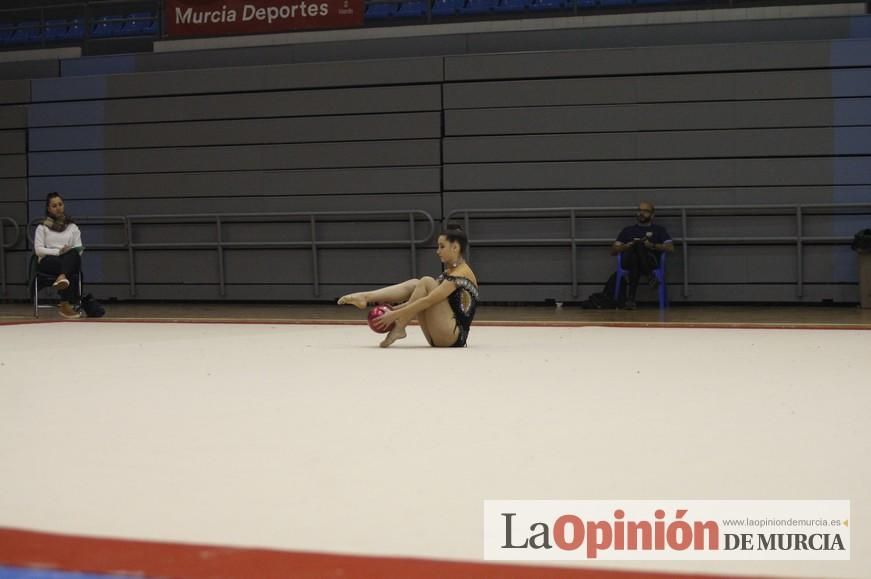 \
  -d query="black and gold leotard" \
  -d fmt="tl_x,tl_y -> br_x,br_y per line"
438,273 -> 479,347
